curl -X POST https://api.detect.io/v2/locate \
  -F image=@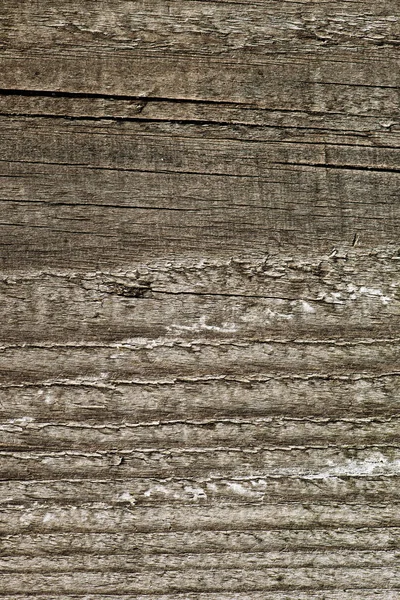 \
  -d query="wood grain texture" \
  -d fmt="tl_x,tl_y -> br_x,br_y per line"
0,0 -> 399,598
